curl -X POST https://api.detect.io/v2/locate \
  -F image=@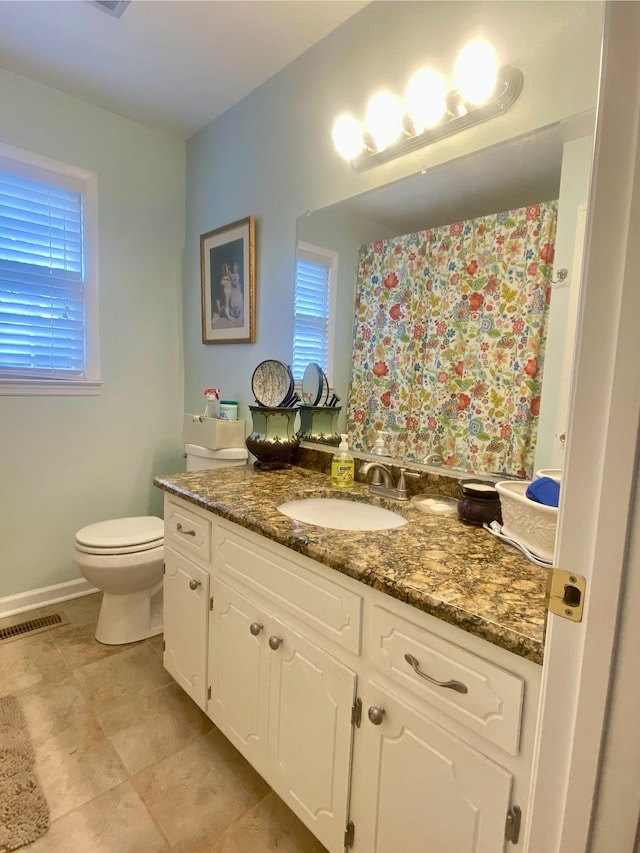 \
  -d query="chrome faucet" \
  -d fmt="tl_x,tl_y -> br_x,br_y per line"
423,452 -> 444,467
359,462 -> 419,501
